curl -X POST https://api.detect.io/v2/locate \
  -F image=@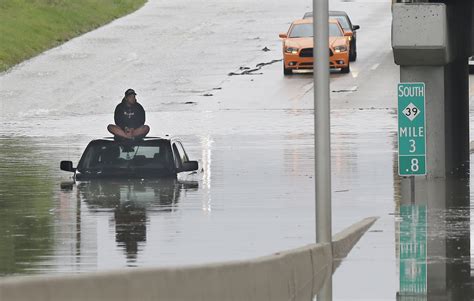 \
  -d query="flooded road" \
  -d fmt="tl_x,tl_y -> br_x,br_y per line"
1,0 -> 474,299
0,107 -> 396,276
